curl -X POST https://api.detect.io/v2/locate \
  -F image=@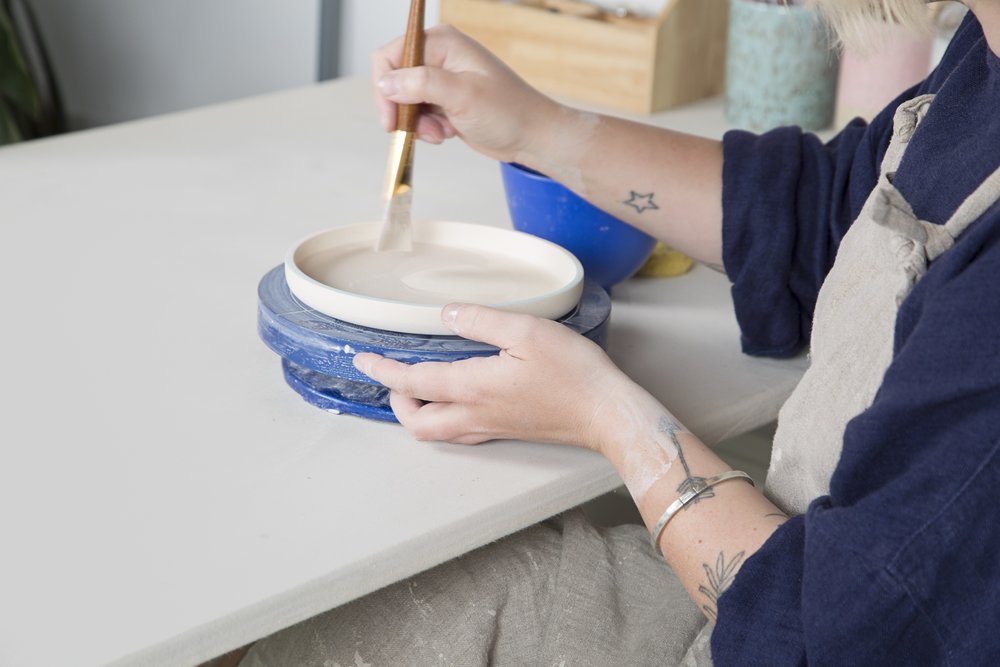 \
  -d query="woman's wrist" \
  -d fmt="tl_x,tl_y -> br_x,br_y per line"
591,384 -> 785,523
589,384 -> 734,517
583,375 -> 654,456
514,101 -> 600,193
